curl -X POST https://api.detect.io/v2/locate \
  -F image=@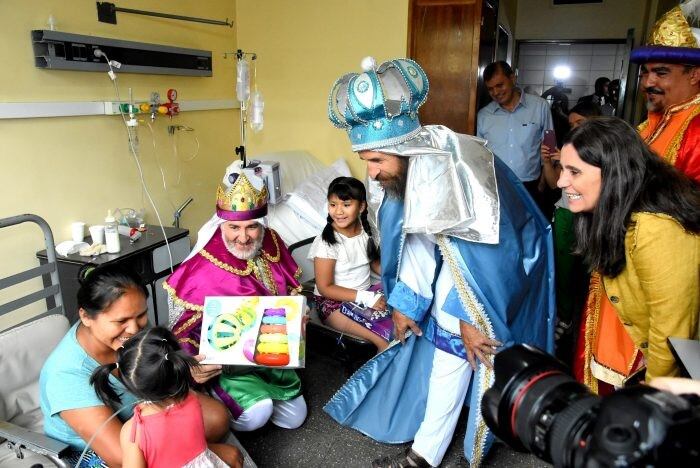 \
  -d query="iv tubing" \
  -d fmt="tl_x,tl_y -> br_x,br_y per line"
74,400 -> 140,467
107,66 -> 175,274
